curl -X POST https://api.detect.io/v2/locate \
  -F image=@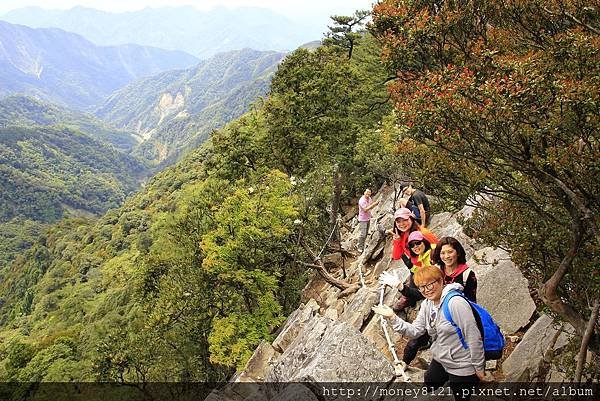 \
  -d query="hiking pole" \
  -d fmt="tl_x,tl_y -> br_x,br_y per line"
379,282 -> 411,382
